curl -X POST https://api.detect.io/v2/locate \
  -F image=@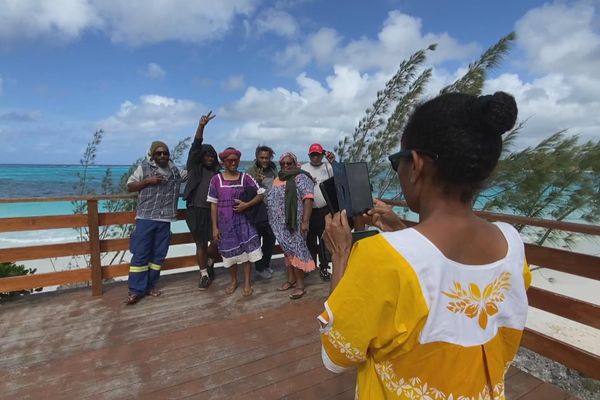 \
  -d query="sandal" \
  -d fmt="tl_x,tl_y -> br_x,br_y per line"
225,282 -> 238,295
125,293 -> 142,305
289,288 -> 306,300
147,288 -> 162,297
277,281 -> 296,291
242,286 -> 253,297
